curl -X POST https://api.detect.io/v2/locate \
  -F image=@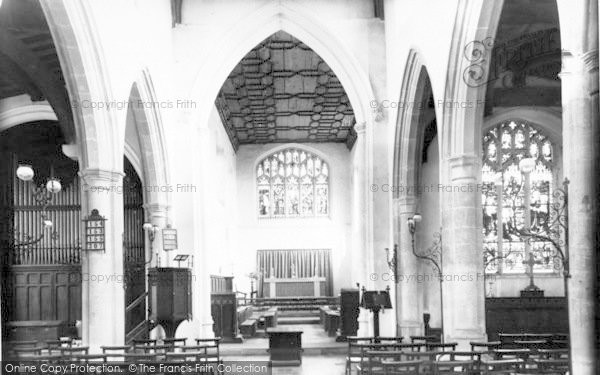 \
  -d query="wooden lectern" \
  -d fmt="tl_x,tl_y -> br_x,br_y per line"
360,286 -> 392,343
